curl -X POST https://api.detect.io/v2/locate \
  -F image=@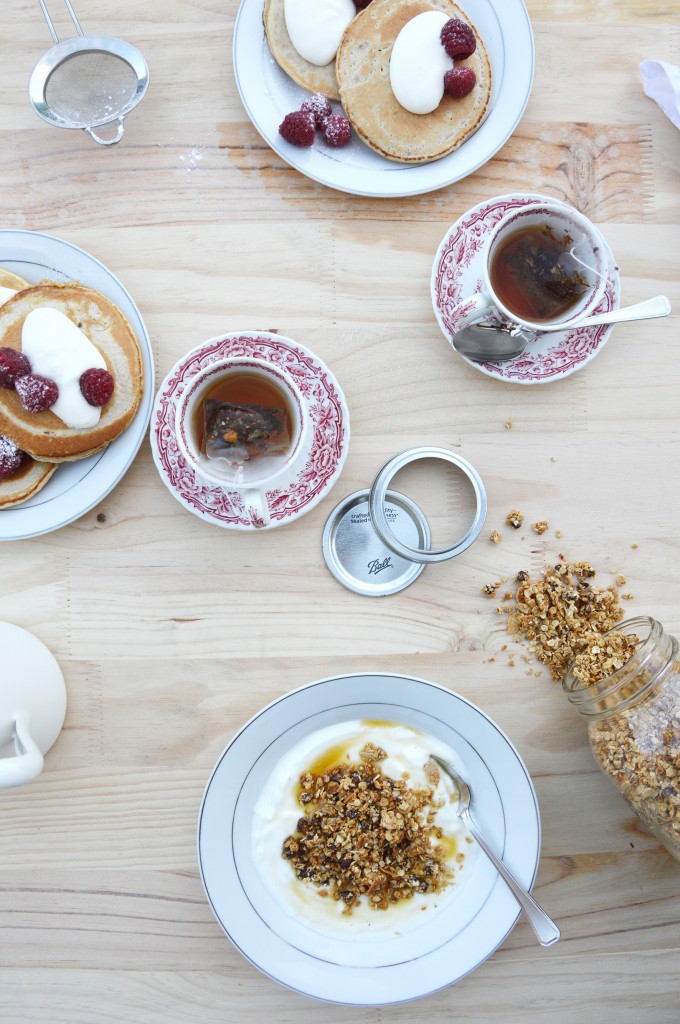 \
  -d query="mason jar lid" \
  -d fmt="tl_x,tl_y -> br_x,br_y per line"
368,447 -> 487,565
322,489 -> 430,597
322,447 -> 487,594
